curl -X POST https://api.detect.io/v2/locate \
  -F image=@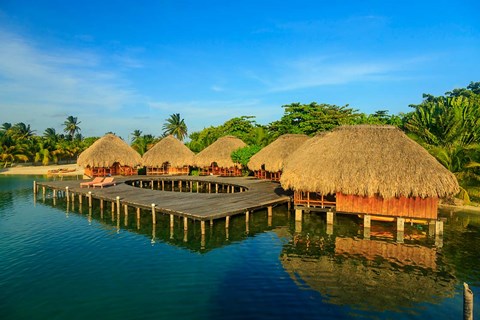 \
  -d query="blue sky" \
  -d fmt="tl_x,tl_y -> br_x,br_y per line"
0,0 -> 479,141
